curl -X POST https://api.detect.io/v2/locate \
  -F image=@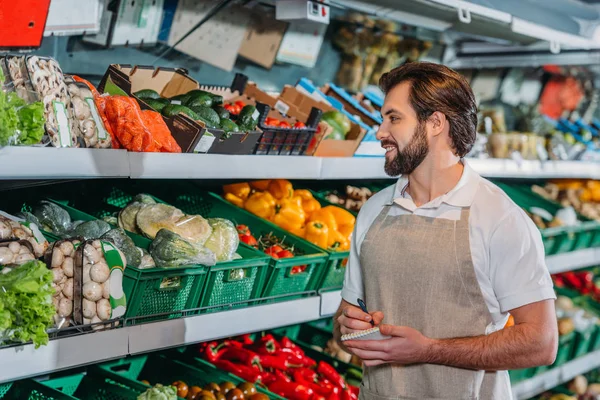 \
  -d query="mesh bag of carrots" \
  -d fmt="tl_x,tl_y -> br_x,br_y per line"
73,76 -> 181,153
